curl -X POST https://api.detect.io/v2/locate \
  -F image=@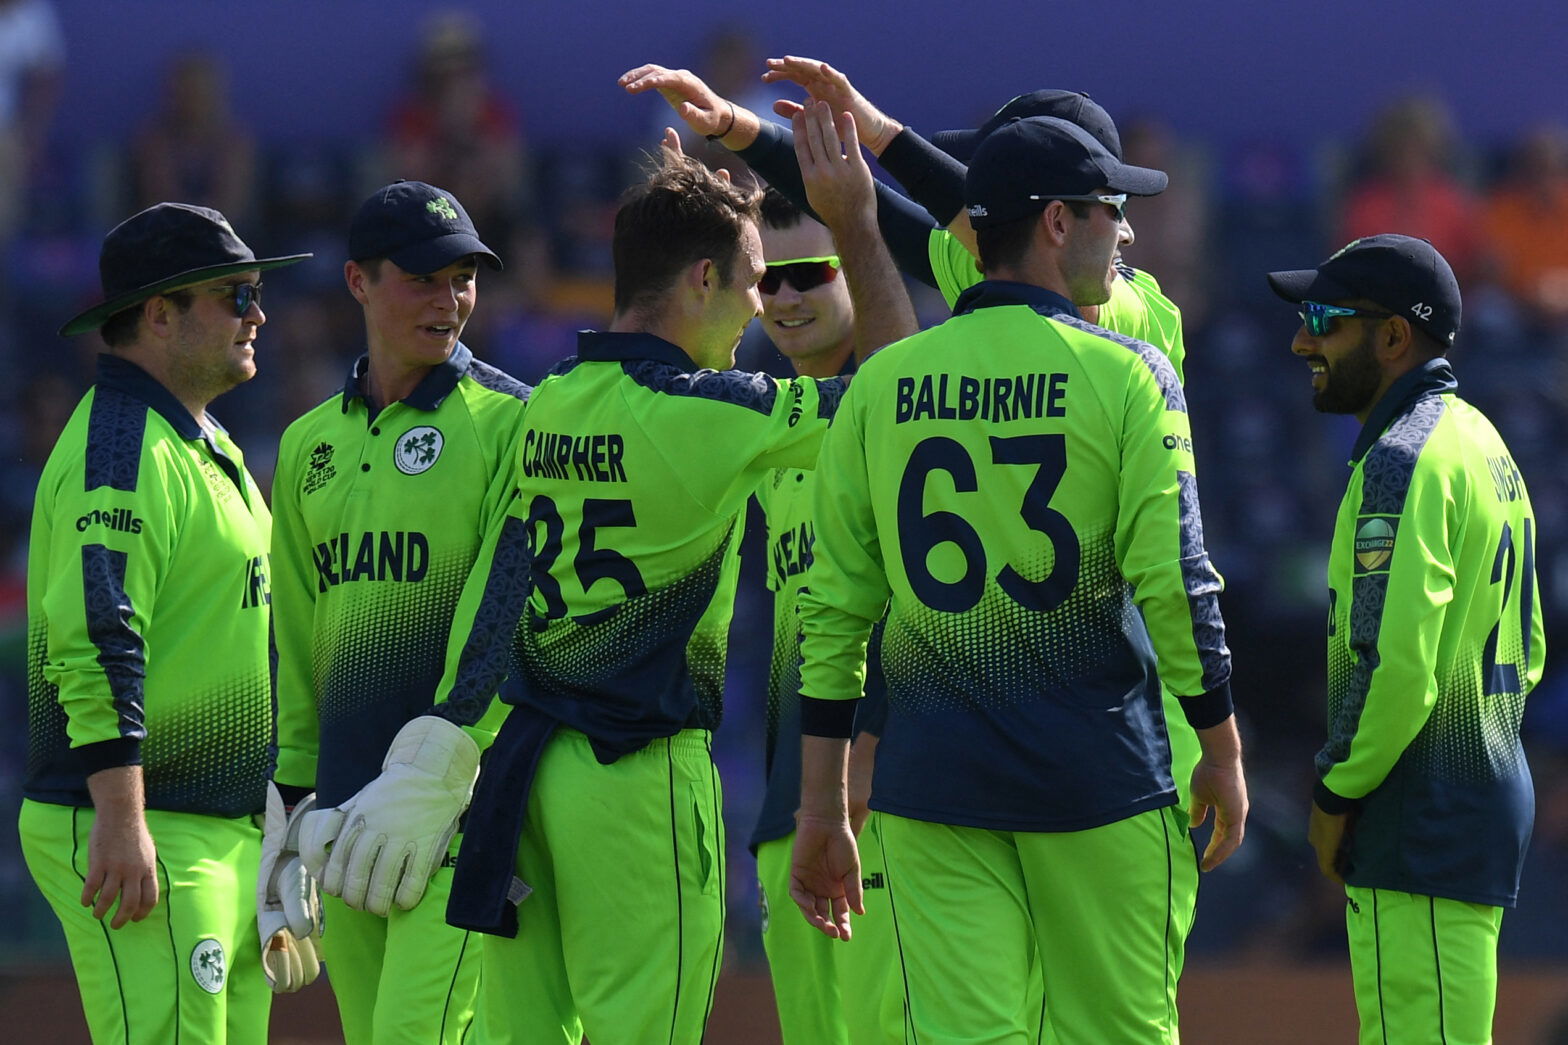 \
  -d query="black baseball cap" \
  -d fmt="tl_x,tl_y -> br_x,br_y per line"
933,89 -> 1122,162
348,181 -> 501,274
61,203 -> 311,336
1266,234 -> 1461,347
965,117 -> 1167,230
